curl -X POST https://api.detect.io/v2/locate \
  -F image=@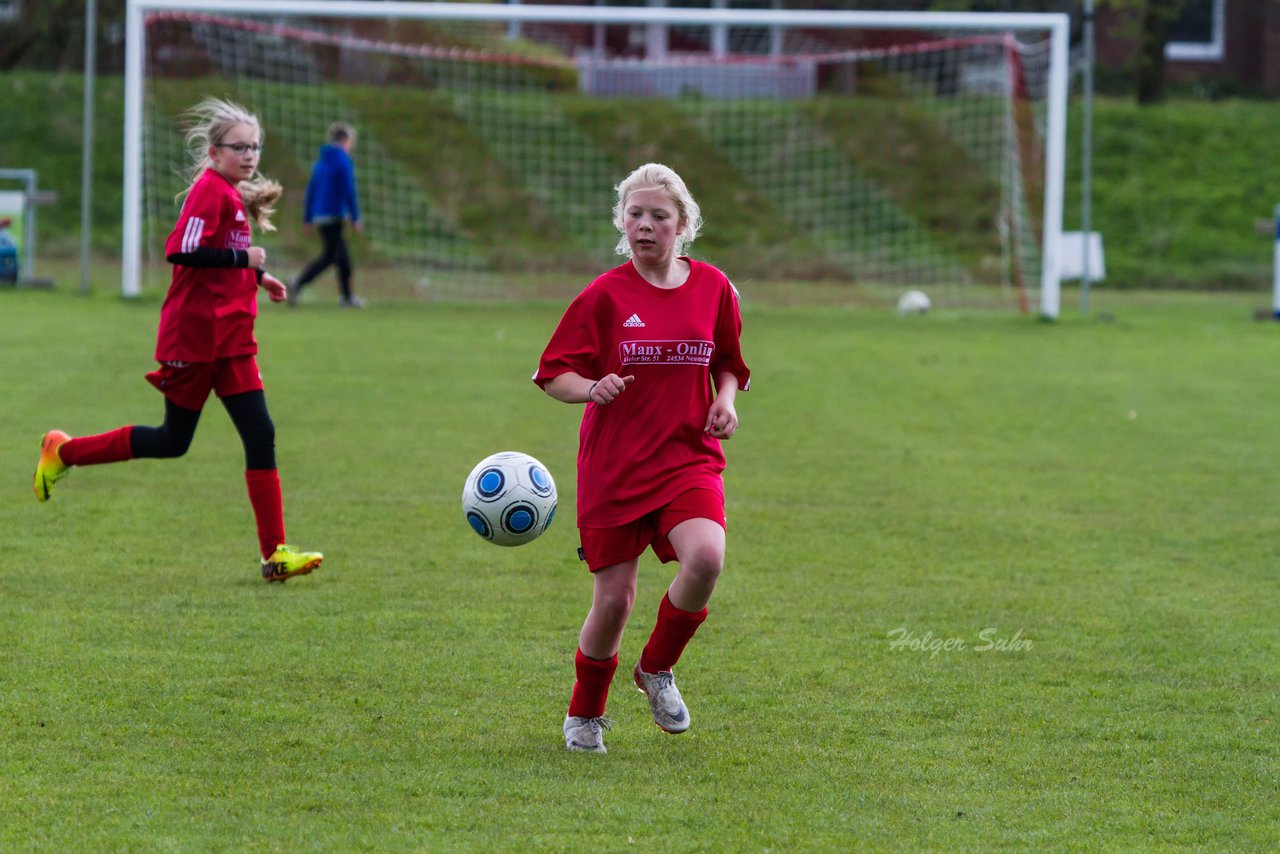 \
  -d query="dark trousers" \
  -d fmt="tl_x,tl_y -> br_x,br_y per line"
295,221 -> 353,299
131,391 -> 276,470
